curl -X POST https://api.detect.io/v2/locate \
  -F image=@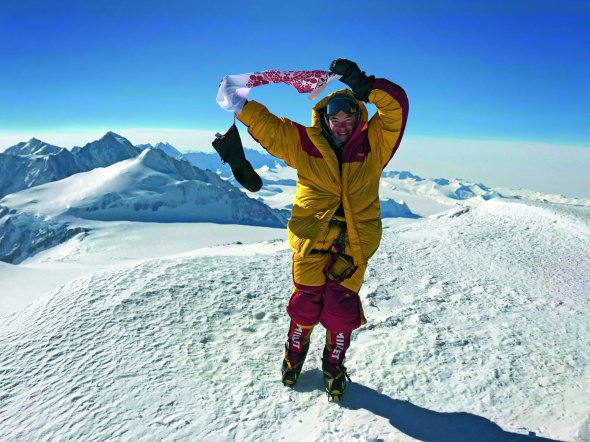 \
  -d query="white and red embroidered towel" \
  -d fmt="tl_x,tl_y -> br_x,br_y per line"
216,70 -> 341,113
